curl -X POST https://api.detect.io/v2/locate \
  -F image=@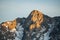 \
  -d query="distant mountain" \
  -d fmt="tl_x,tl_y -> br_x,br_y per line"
0,10 -> 60,40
